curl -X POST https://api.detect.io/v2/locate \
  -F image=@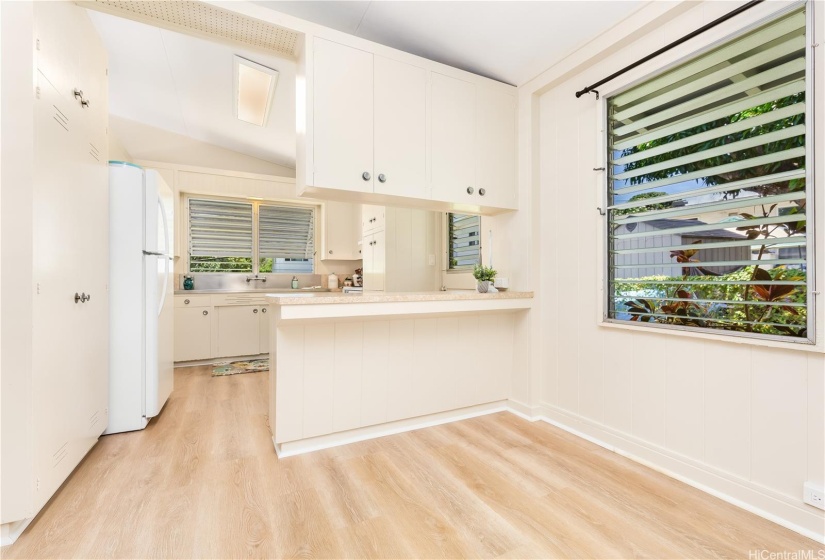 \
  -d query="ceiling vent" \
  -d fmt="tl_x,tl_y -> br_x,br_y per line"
78,1 -> 299,58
